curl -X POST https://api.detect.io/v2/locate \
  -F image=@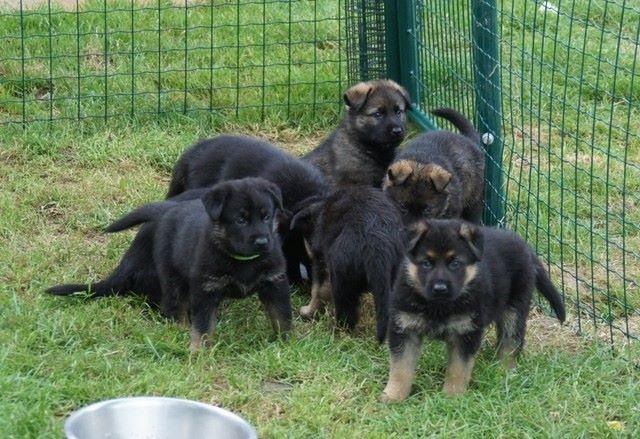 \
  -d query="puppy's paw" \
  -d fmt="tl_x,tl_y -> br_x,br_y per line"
299,304 -> 317,319
442,381 -> 467,396
378,391 -> 404,404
